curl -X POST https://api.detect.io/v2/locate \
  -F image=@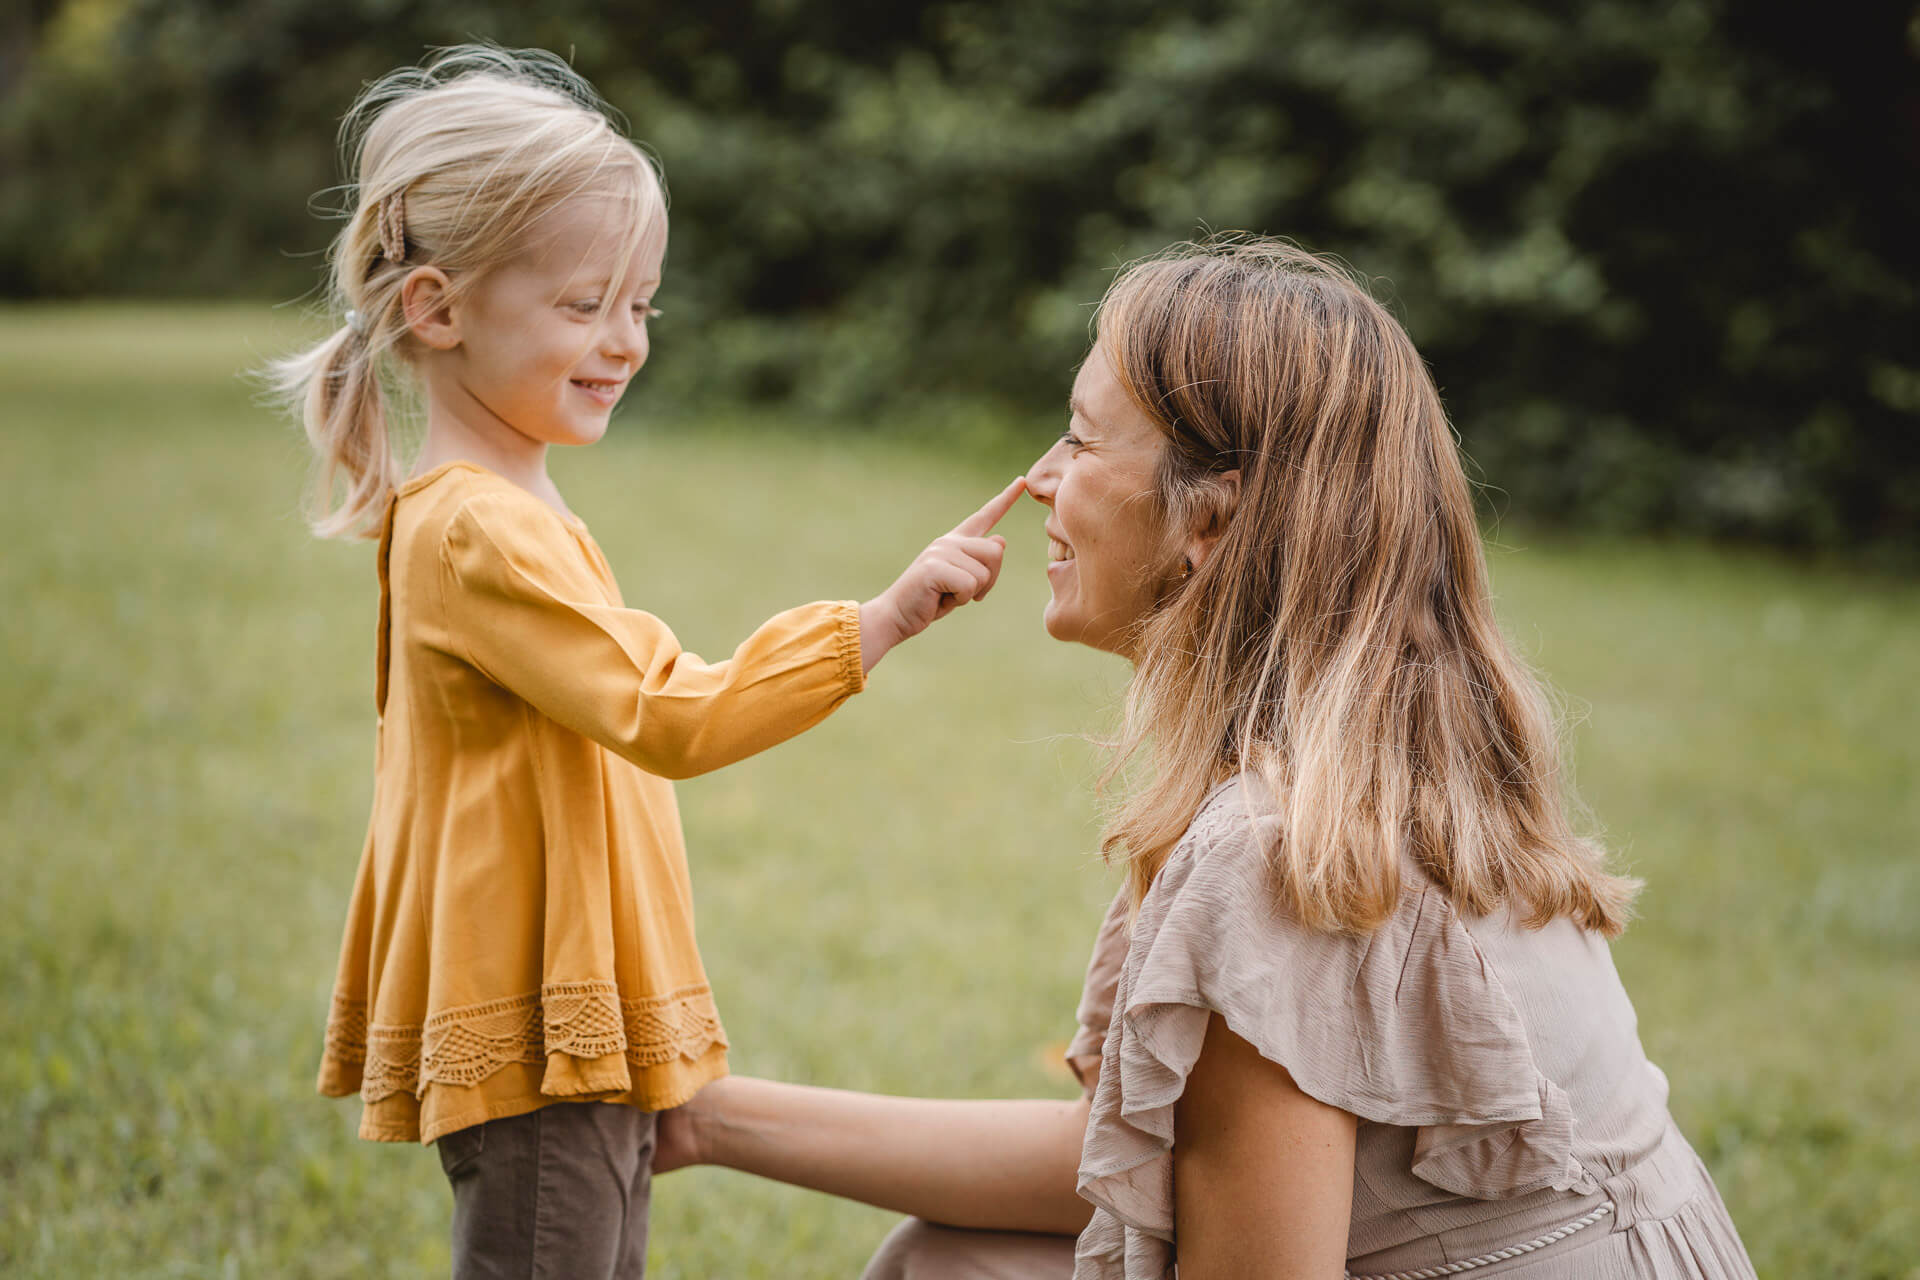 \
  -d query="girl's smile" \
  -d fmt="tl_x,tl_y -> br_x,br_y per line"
568,375 -> 628,408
